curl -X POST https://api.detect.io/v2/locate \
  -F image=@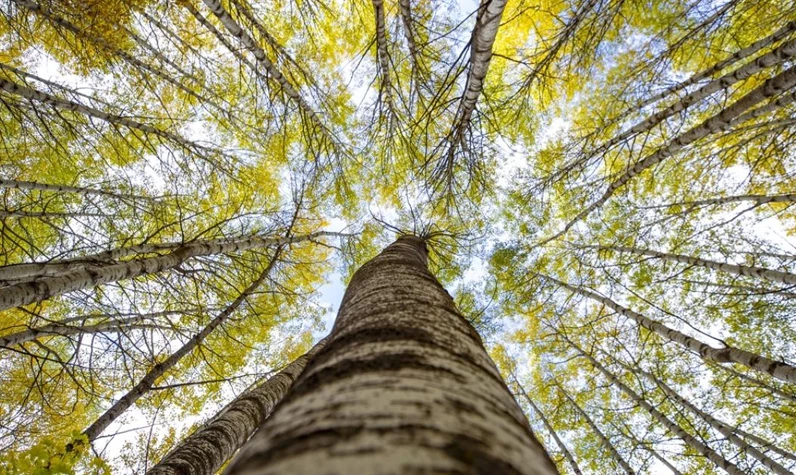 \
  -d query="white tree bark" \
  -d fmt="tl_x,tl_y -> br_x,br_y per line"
591,37 -> 796,160
559,384 -> 634,475
633,367 -> 794,474
201,0 -> 329,138
542,64 -> 796,245
513,376 -> 583,475
147,338 -> 327,475
0,311 -> 174,347
597,244 -> 796,286
0,234 -> 262,284
225,236 -> 559,474
571,344 -> 746,475
637,20 -> 796,109
0,231 -> 335,311
372,0 -> 394,108
538,273 -> 796,384
83,248 -> 283,442
456,0 -> 507,127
